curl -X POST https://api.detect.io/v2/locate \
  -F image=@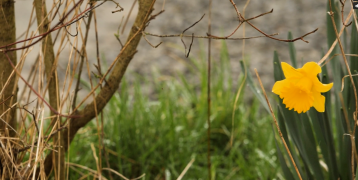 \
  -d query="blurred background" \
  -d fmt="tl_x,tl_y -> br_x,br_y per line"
11,0 -> 338,179
15,0 -> 327,93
